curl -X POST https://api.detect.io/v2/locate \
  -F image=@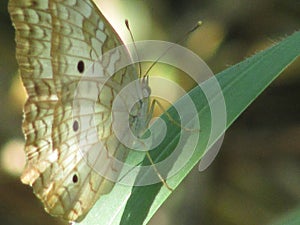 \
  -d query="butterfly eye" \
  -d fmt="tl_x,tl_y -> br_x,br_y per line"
77,60 -> 85,73
72,174 -> 79,184
73,120 -> 79,132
